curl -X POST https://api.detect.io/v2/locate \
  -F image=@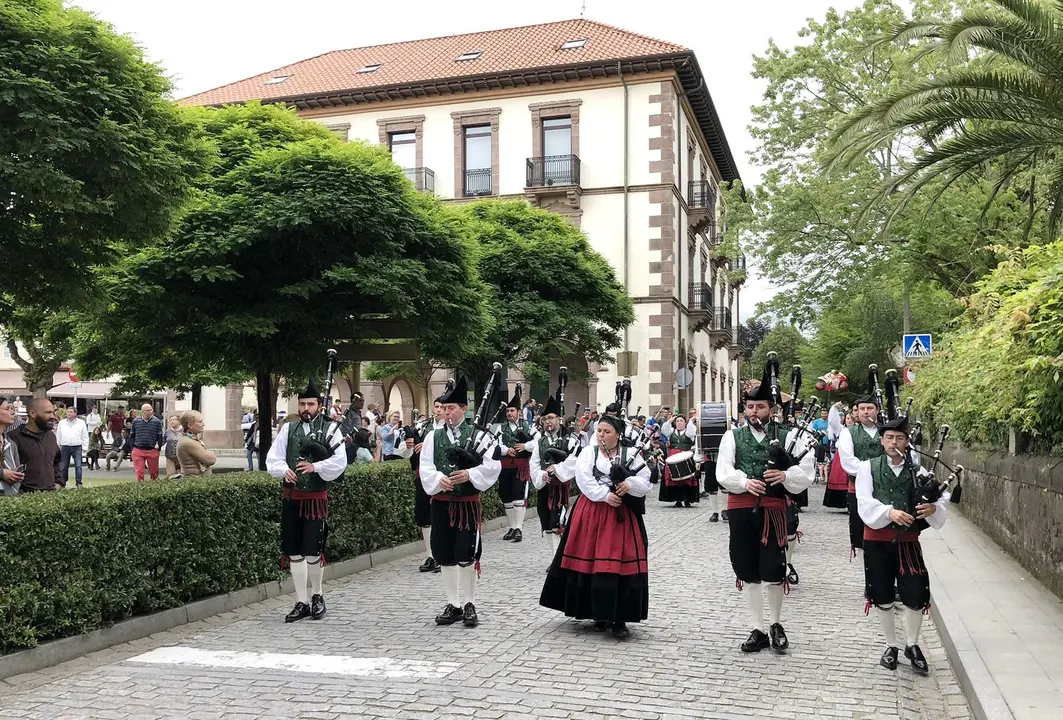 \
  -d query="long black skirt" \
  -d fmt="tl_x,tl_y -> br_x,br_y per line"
539,499 -> 649,624
658,480 -> 699,503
